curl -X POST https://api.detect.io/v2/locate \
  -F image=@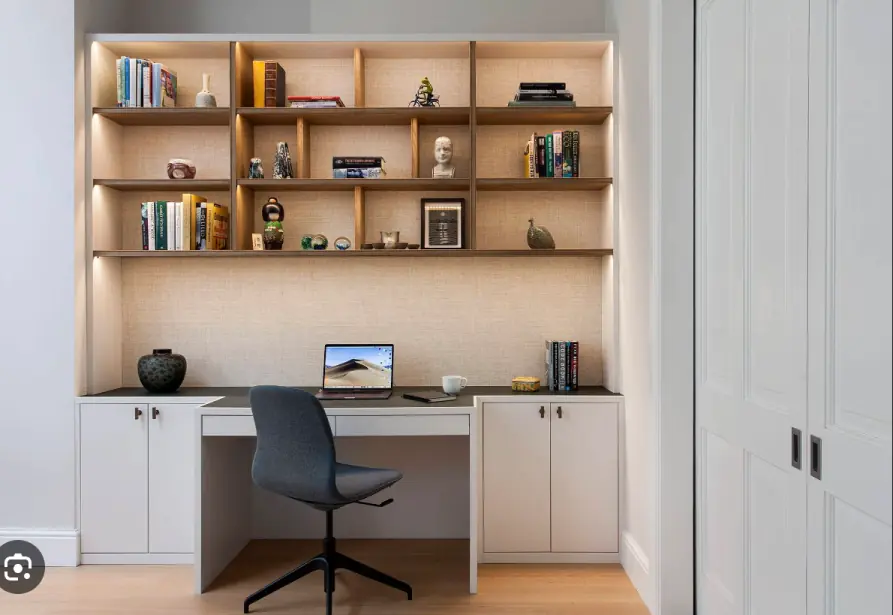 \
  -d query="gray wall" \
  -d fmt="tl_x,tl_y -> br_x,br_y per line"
83,0 -> 605,34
